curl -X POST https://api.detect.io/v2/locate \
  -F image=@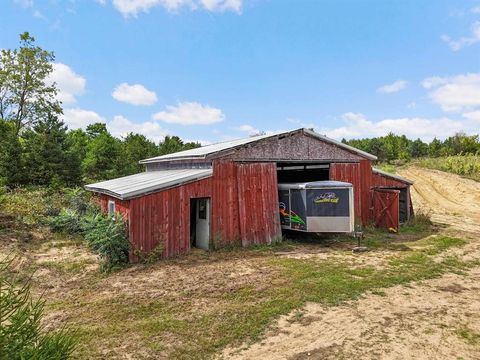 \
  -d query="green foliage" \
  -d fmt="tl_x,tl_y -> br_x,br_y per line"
0,257 -> 76,359
344,132 -> 479,163
22,115 -> 81,187
0,32 -> 61,135
415,155 -> 480,181
0,120 -> 24,187
49,209 -> 82,234
119,133 -> 158,176
81,130 -> 122,182
158,135 -> 200,156
81,213 -> 129,272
